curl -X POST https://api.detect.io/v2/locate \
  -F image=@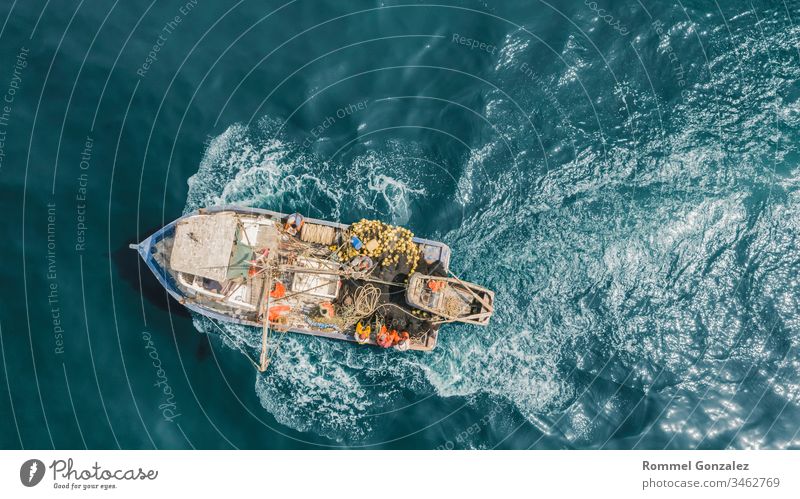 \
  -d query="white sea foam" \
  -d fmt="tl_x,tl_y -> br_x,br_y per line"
185,121 -> 461,442
182,13 -> 800,446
